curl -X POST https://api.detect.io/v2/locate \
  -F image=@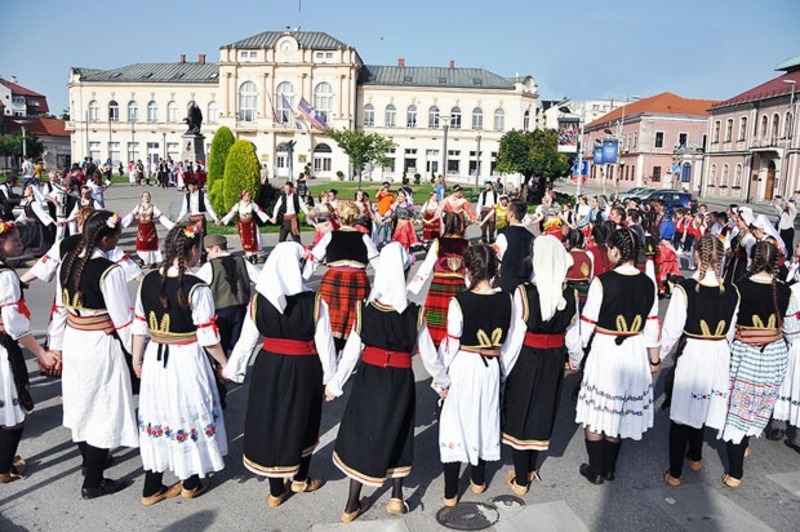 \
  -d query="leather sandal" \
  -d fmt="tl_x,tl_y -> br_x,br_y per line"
291,478 -> 323,493
685,457 -> 702,472
722,474 -> 741,488
141,482 -> 182,506
340,497 -> 370,523
181,478 -> 210,499
386,497 -> 408,515
665,469 -> 682,487
470,479 -> 486,494
505,469 -> 529,495
442,495 -> 459,507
